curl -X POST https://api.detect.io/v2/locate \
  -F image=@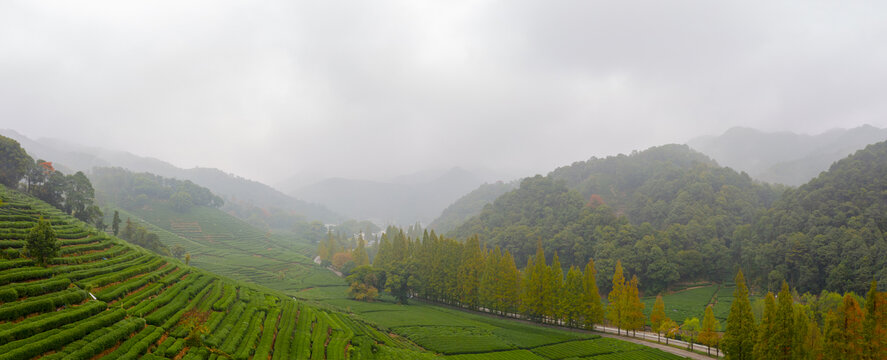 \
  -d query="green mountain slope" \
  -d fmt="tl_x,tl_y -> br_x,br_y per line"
85,166 -> 334,294
450,145 -> 784,293
428,180 -> 518,234
1,129 -> 342,223
451,142 -> 887,295
749,140 -> 887,293
0,185 -> 426,359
